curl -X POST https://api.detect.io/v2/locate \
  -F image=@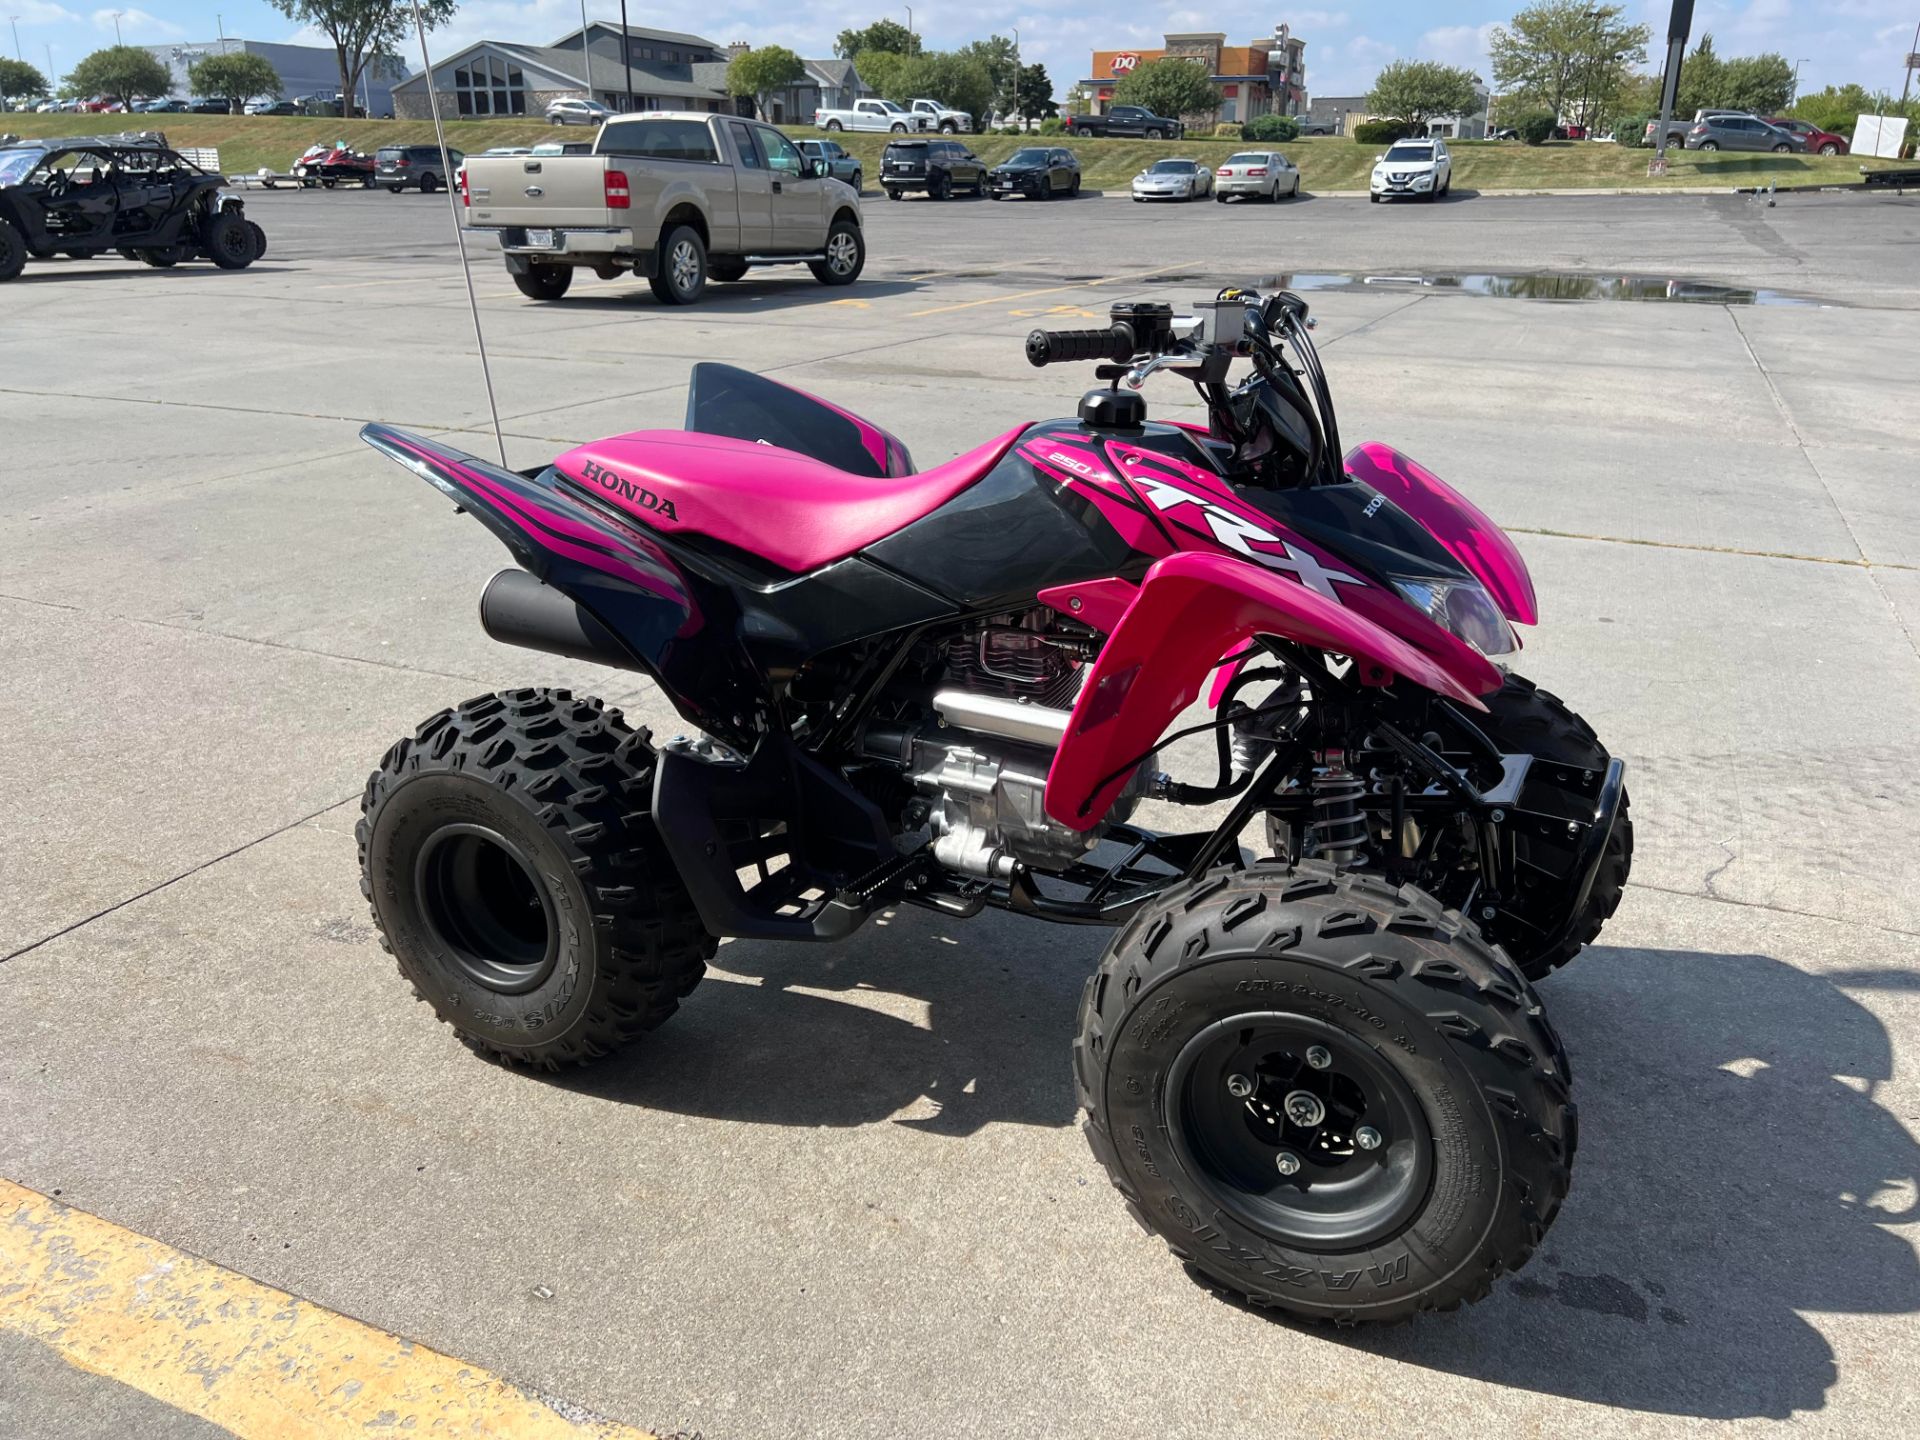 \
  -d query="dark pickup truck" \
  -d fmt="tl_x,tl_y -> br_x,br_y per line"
1064,104 -> 1185,140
